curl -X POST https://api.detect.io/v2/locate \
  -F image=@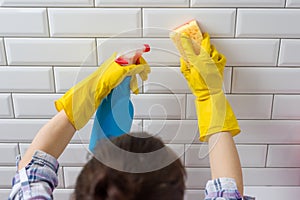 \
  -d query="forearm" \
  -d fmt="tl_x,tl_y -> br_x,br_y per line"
18,110 -> 76,170
208,132 -> 244,196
